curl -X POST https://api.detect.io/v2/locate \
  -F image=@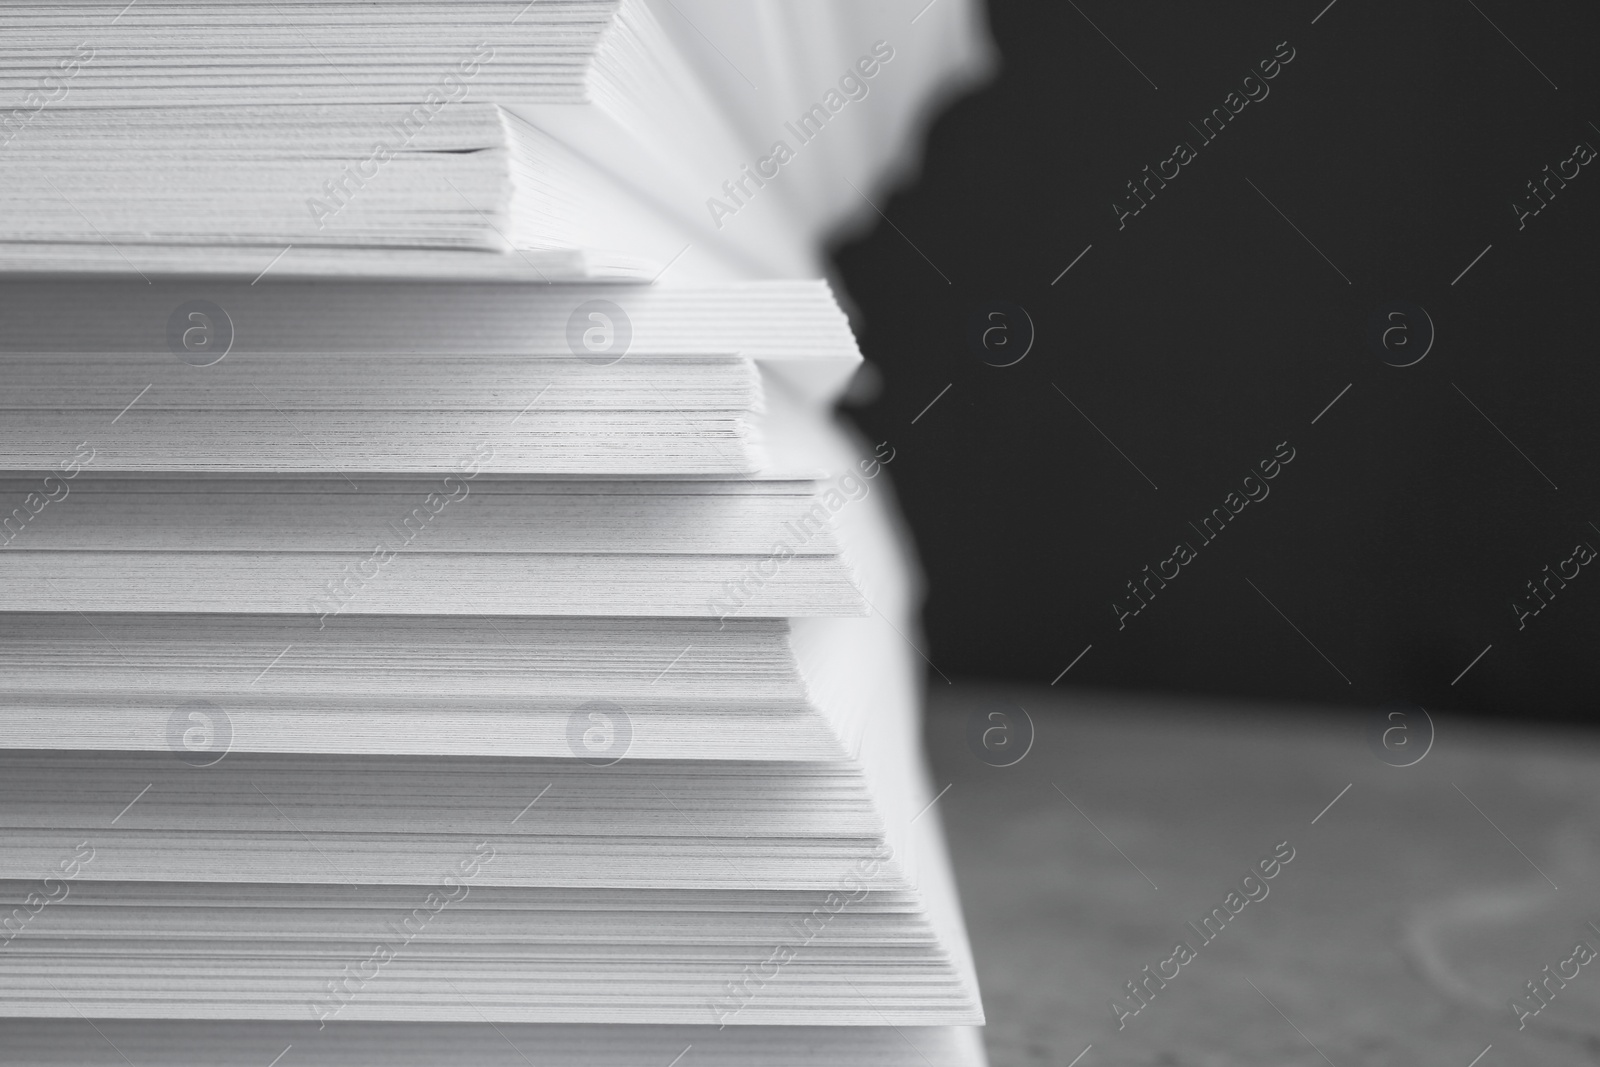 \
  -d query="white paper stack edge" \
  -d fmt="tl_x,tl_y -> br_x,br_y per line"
0,1 -> 996,1063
